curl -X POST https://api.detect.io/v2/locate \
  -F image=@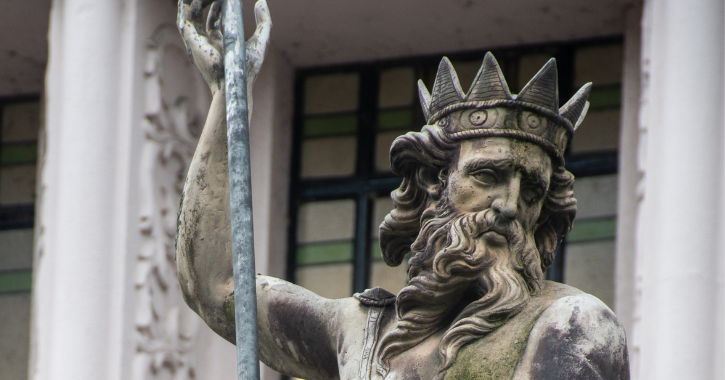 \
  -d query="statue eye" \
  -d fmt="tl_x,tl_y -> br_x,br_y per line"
470,169 -> 498,185
521,184 -> 544,204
